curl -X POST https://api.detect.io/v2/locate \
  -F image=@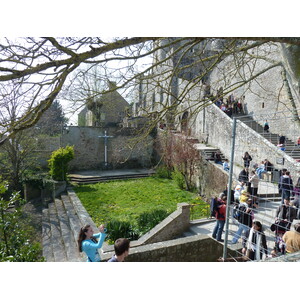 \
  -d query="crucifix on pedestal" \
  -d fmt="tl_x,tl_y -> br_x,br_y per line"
98,130 -> 114,167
